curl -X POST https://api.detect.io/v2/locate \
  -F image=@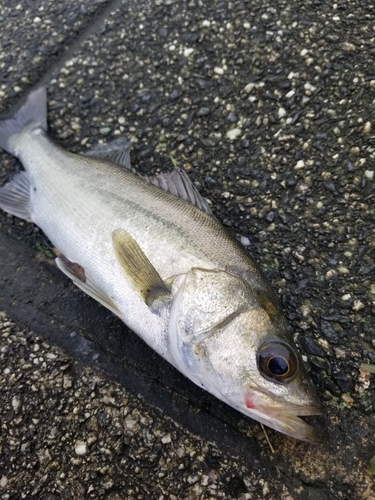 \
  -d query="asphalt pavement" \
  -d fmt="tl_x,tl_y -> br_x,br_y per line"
0,1 -> 374,499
